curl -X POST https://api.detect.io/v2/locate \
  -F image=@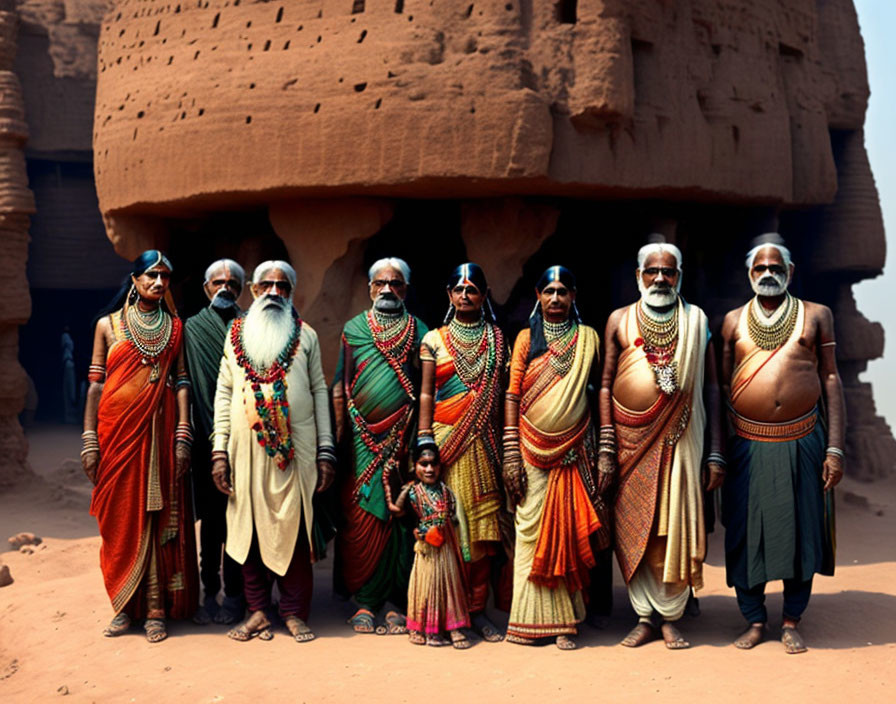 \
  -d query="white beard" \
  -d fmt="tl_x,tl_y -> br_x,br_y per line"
750,272 -> 788,297
637,279 -> 679,309
242,295 -> 295,370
